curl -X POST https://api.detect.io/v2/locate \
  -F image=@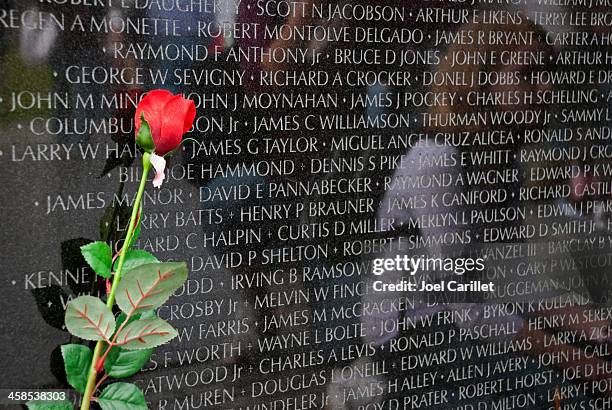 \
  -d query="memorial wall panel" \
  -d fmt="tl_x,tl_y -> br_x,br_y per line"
1,1 -> 612,409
